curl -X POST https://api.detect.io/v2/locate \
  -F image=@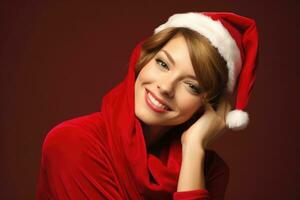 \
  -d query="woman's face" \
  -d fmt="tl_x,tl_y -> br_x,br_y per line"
134,33 -> 207,126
